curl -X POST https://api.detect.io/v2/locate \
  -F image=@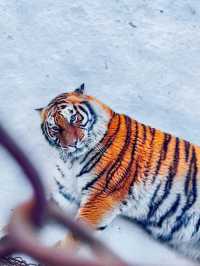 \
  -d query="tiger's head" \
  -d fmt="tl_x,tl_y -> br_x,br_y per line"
37,84 -> 113,161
